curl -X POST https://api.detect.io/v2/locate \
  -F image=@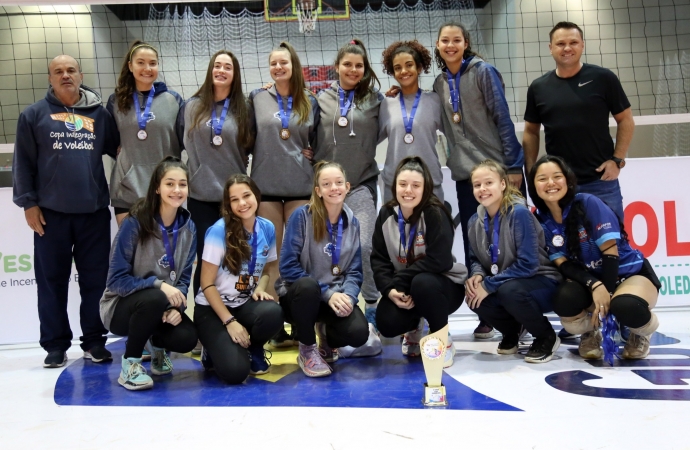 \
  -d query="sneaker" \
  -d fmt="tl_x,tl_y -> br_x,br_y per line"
579,330 -> 603,359
402,318 -> 424,357
297,343 -> 332,377
118,356 -> 153,391
473,321 -> 495,339
443,333 -> 456,368
201,347 -> 214,371
83,345 -> 112,363
191,340 -> 202,356
270,327 -> 297,348
619,324 -> 631,343
315,322 -> 338,363
525,333 -> 561,363
558,328 -> 578,340
141,347 -> 151,361
249,347 -> 272,375
497,333 -> 519,355
365,305 -> 378,333
43,351 -> 67,368
622,333 -> 650,359
150,346 -> 173,375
